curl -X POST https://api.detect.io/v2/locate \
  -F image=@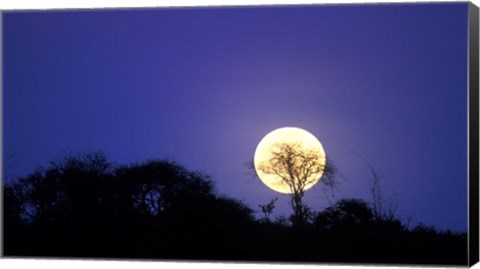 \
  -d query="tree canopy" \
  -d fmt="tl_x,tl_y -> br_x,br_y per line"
3,152 -> 467,265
